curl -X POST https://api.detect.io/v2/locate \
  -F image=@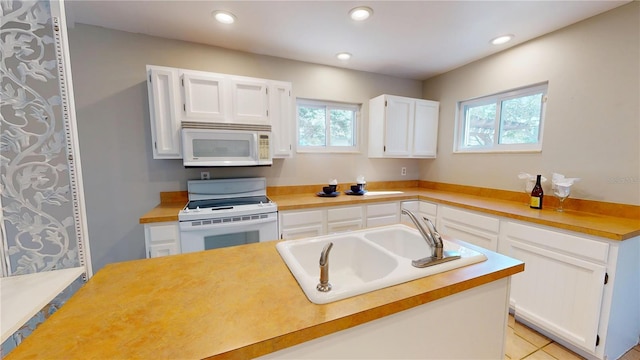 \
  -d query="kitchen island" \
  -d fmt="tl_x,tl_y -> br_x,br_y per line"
5,235 -> 523,359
